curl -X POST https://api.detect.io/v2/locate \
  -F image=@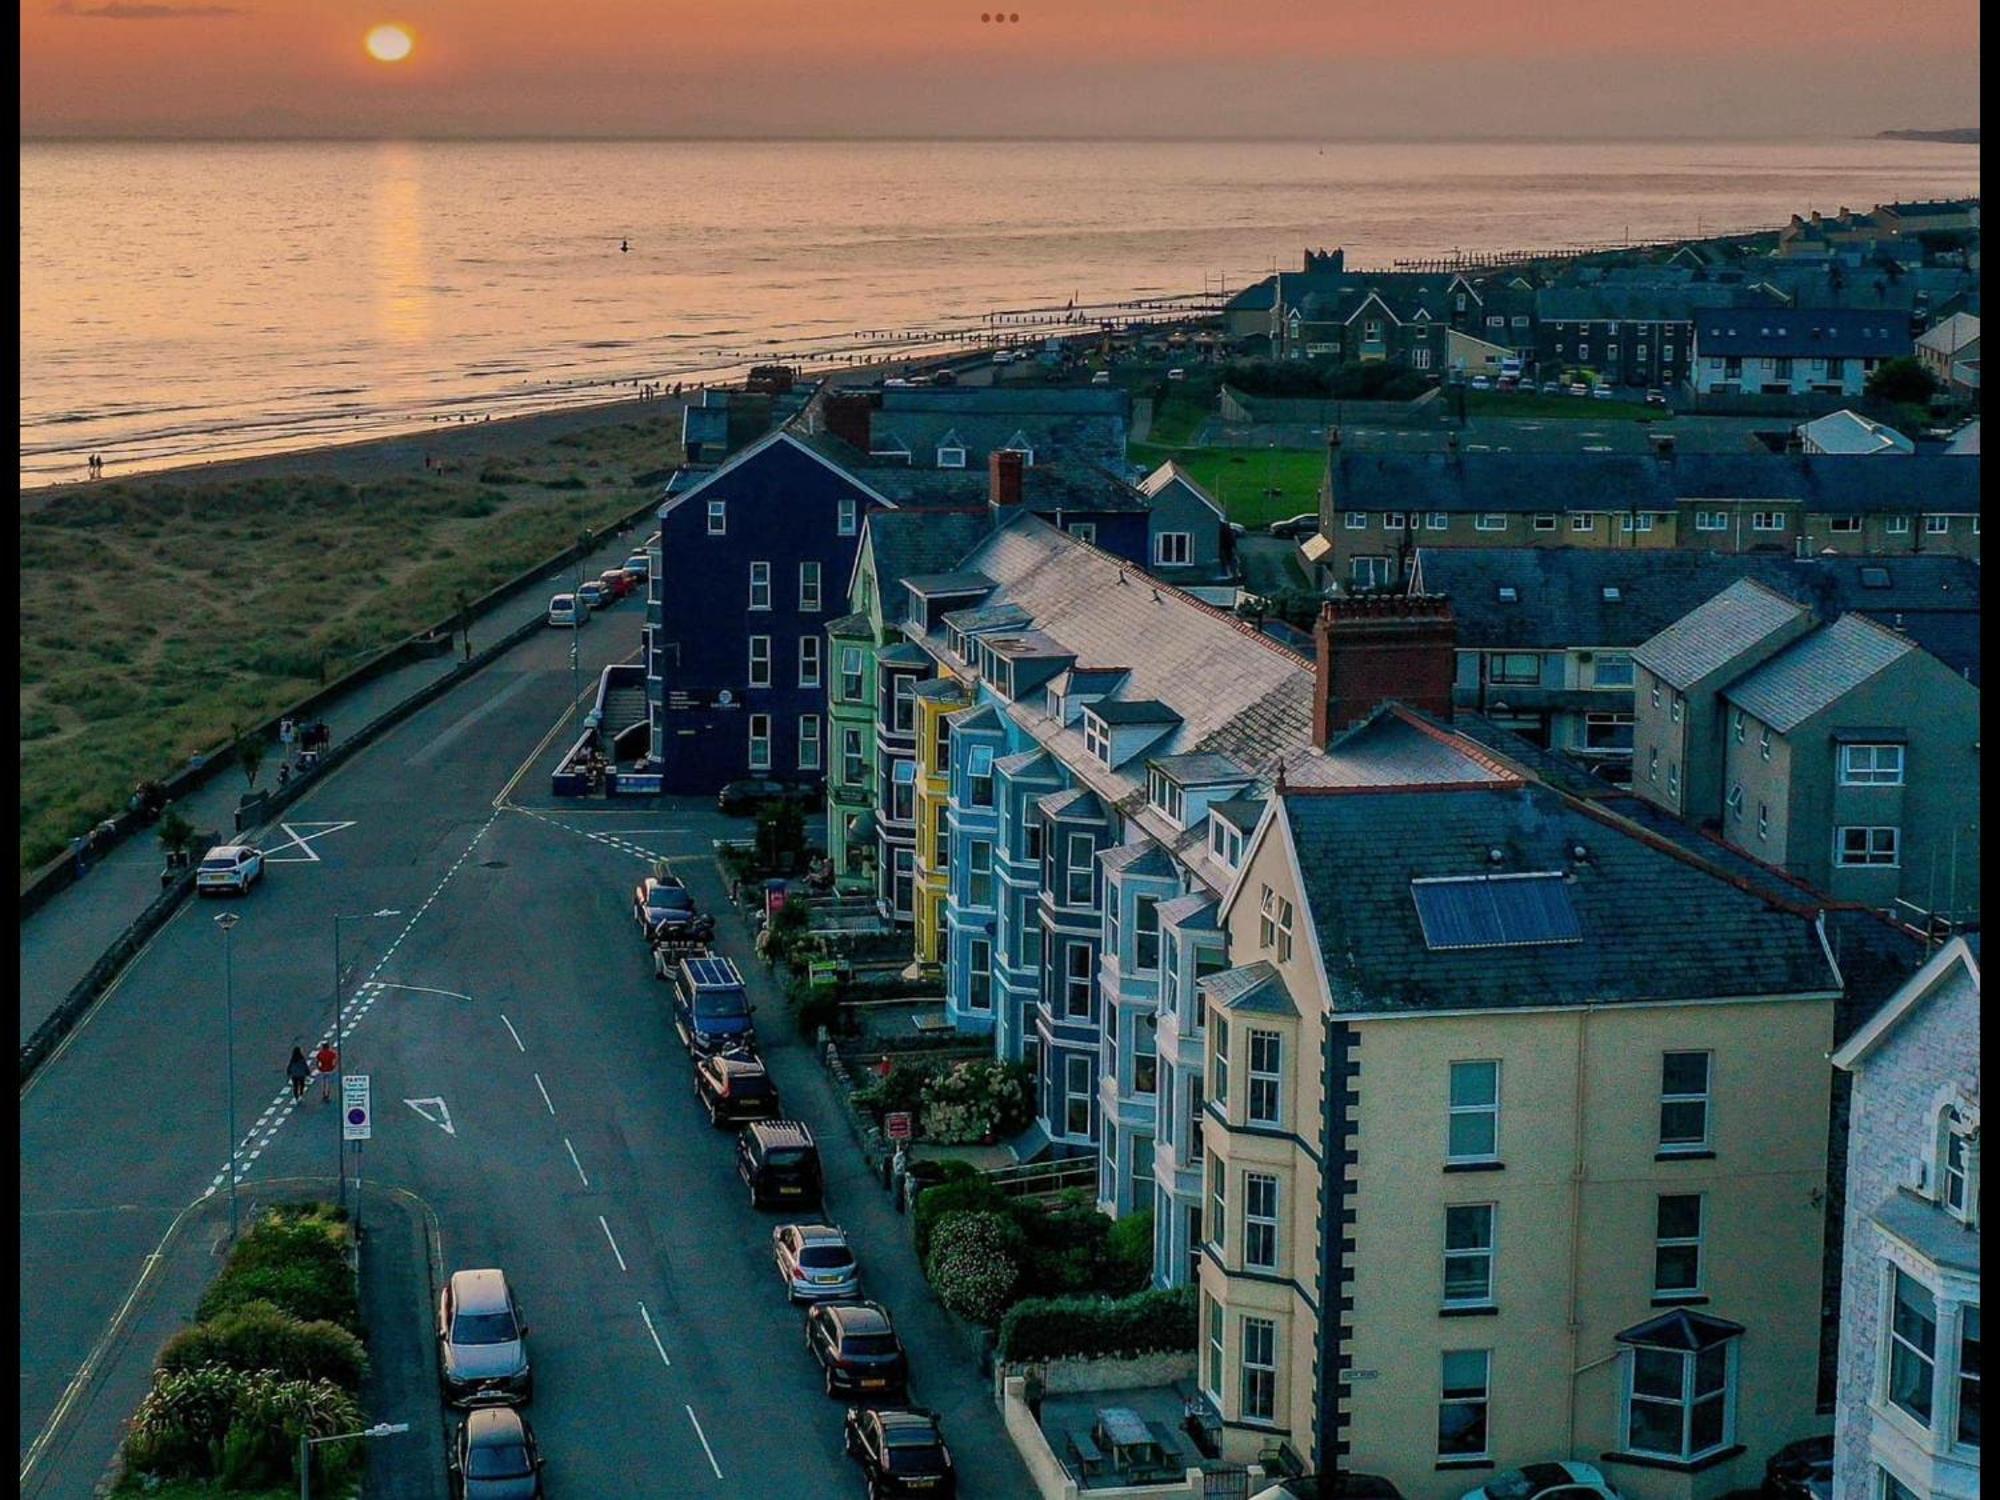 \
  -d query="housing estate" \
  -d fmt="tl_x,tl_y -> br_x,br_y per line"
1687,307 -> 1912,398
